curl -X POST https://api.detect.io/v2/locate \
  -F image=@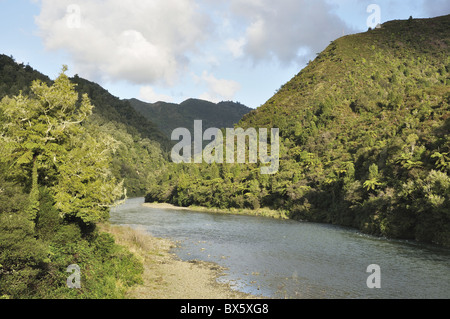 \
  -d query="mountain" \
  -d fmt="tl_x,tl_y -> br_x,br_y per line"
0,54 -> 169,150
128,98 -> 252,137
146,15 -> 450,246
0,54 -> 168,196
71,76 -> 170,151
